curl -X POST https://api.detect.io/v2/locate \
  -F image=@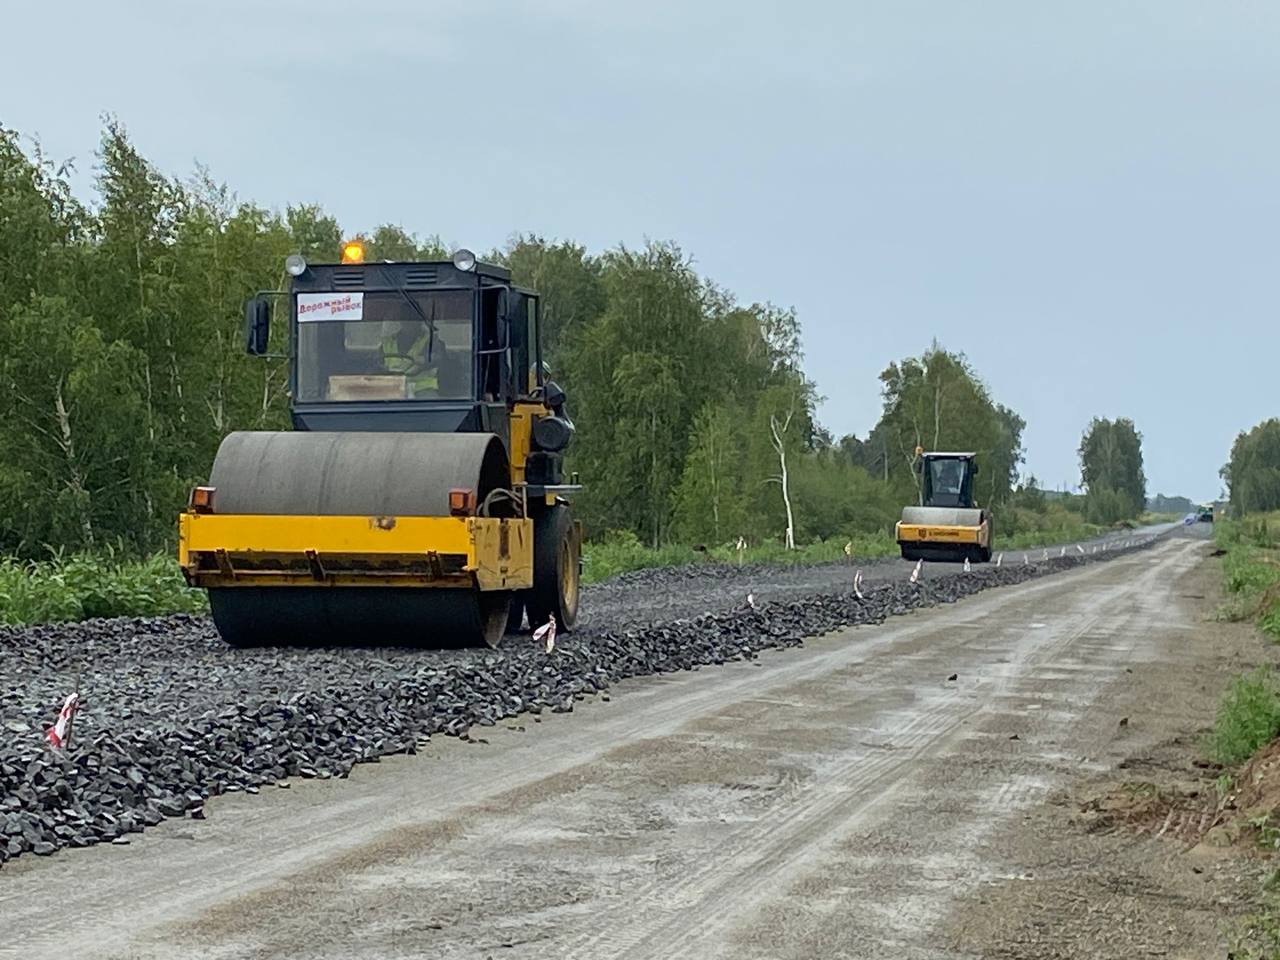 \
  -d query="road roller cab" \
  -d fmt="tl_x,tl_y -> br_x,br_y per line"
178,246 -> 583,648
895,452 -> 992,563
